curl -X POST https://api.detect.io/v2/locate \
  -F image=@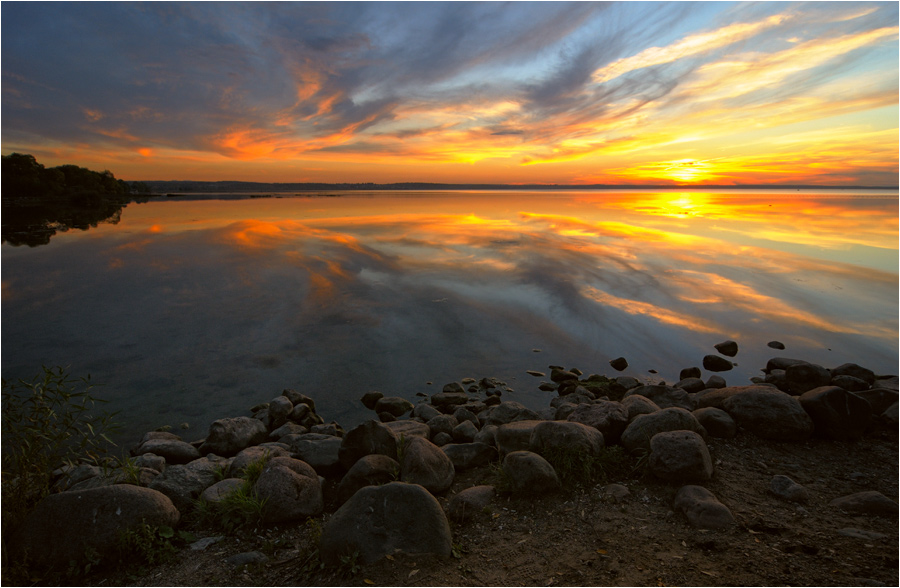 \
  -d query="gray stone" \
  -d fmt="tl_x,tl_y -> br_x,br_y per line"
336,454 -> 399,505
375,396 -> 414,417
200,478 -> 244,504
769,475 -> 809,503
551,368 -> 580,382
289,402 -> 311,423
496,420 -> 543,456
673,485 -> 735,530
399,436 -> 455,494
255,457 -> 323,523
692,407 -> 736,438
702,355 -> 733,372
266,396 -> 294,429
481,401 -> 540,427
339,420 -> 398,471
269,422 -> 308,441
149,457 -> 222,513
199,417 -> 268,457
447,485 -> 495,521
799,386 -> 872,441
18,485 -> 179,567
621,395 -> 661,420
281,389 -> 315,412
310,422 -> 344,437
189,535 -> 224,551
853,388 -> 898,416
601,484 -> 630,503
383,420 -> 431,440
649,431 -> 712,483
133,453 -> 166,473
766,357 -> 809,372
624,385 -> 693,411
432,432 -> 453,446
473,424 -> 497,447
722,388 -> 813,441
530,420 -> 604,457
412,403 -> 442,422
442,442 -> 498,470
830,363 -> 876,385
319,482 -> 452,565
675,378 -> 706,394
360,391 -> 384,410
680,367 -> 702,380
785,362 -> 832,395
566,401 -> 628,444
227,551 -> 268,568
502,451 -> 560,494
452,420 -> 479,443
705,375 -> 727,389
609,357 -> 628,371
284,433 -> 344,477
621,407 -> 705,454
442,382 -> 466,393
830,375 -> 870,392
829,491 -> 898,517
714,340 -> 738,357
426,414 -> 459,438
229,445 -> 290,478
134,438 -> 201,465
767,341 -> 786,350
431,391 -> 469,409
453,407 -> 480,428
